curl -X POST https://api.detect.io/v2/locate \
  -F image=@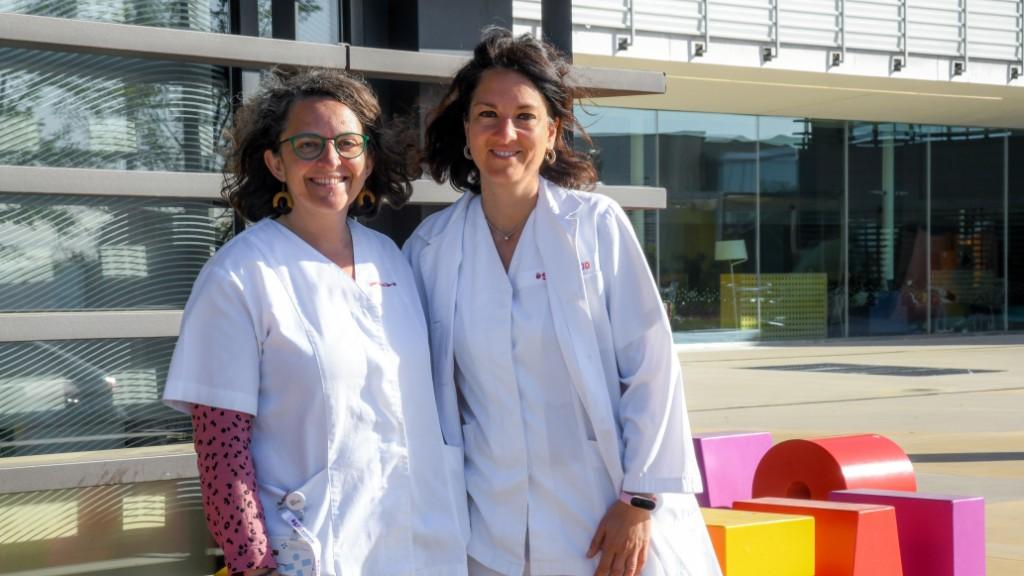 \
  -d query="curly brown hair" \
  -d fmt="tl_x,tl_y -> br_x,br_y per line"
223,67 -> 420,222
424,27 -> 598,194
